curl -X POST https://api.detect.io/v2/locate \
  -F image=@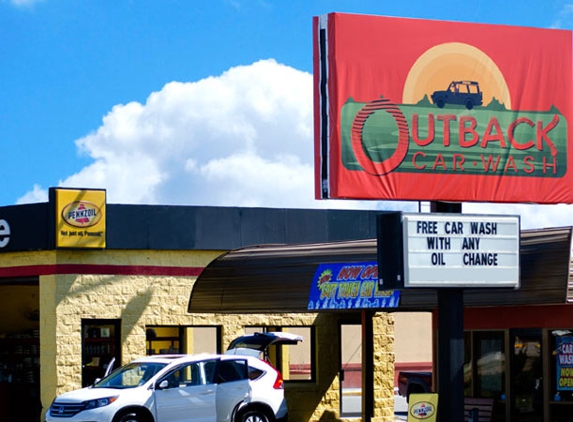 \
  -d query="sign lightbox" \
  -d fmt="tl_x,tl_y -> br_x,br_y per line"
52,188 -> 107,249
378,213 -> 520,288
404,213 -> 519,288
314,13 -> 573,204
